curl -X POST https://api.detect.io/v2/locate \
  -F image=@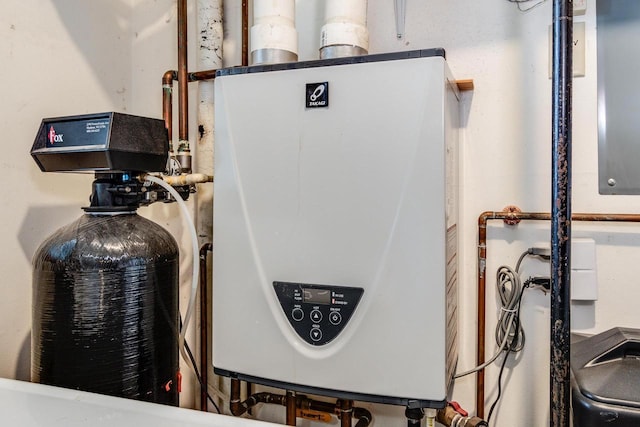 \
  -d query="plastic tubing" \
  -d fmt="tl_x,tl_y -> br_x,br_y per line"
144,175 -> 199,370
